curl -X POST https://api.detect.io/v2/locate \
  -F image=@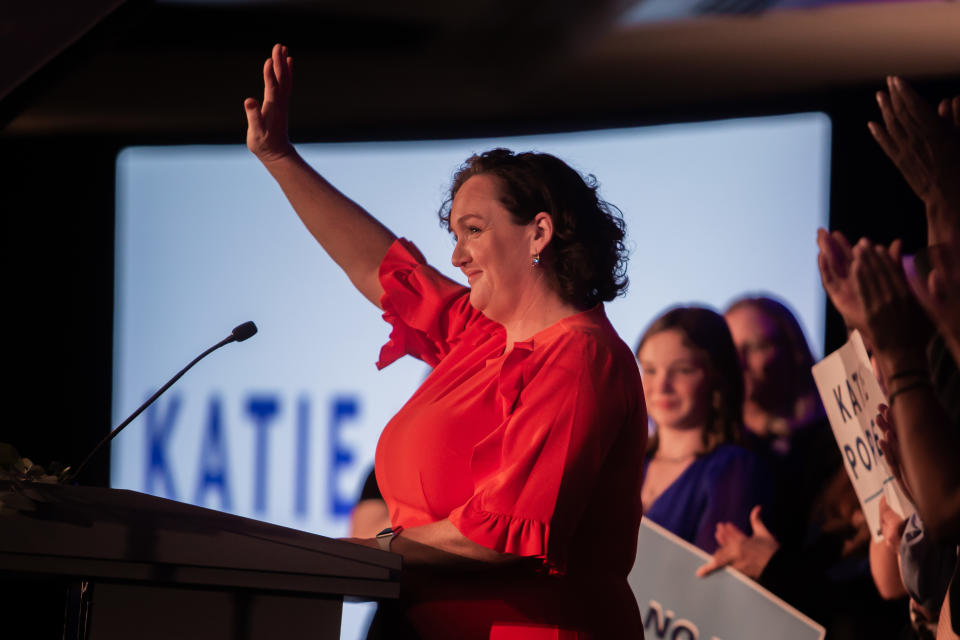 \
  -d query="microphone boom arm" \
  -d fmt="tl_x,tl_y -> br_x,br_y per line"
66,322 -> 257,484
